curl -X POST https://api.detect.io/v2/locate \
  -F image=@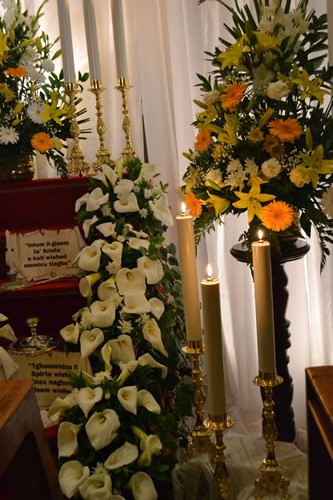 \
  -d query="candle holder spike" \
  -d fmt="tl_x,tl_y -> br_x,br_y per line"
204,414 -> 233,499
253,373 -> 290,499
116,77 -> 136,160
89,80 -> 113,171
65,82 -> 90,176
182,339 -> 213,457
